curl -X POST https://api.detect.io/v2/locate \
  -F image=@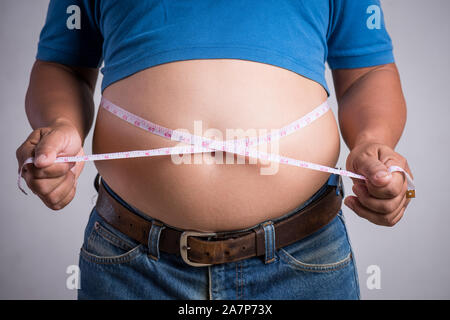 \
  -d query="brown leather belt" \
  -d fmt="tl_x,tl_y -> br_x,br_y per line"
95,176 -> 343,267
